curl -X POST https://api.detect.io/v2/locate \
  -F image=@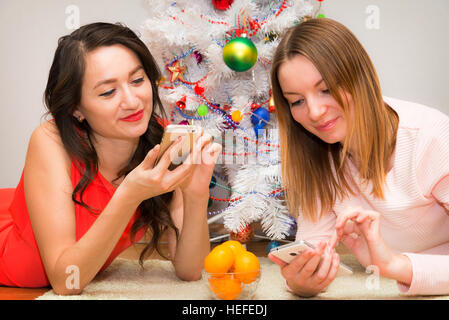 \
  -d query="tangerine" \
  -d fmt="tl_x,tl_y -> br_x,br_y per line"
233,251 -> 260,284
221,240 -> 246,258
204,244 -> 234,274
208,274 -> 242,300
